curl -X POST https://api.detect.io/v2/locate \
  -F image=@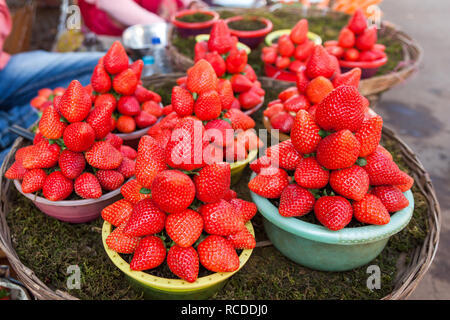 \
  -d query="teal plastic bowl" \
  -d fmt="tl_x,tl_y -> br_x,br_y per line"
250,173 -> 414,271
